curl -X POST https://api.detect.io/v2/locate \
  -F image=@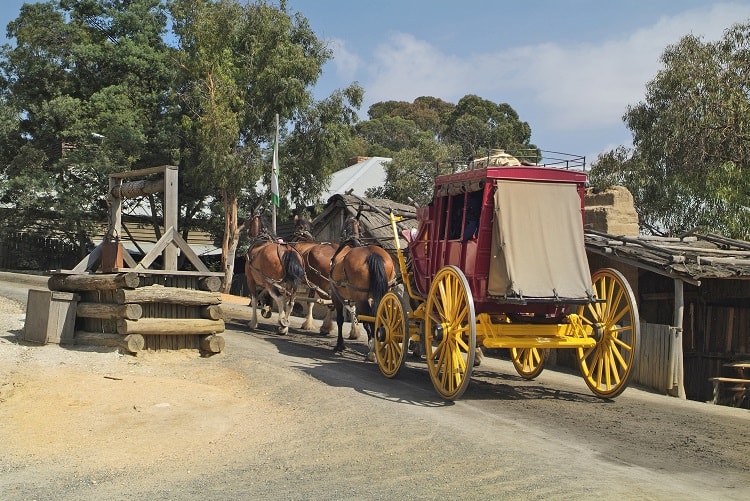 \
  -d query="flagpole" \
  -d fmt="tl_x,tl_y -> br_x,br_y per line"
271,113 -> 279,235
